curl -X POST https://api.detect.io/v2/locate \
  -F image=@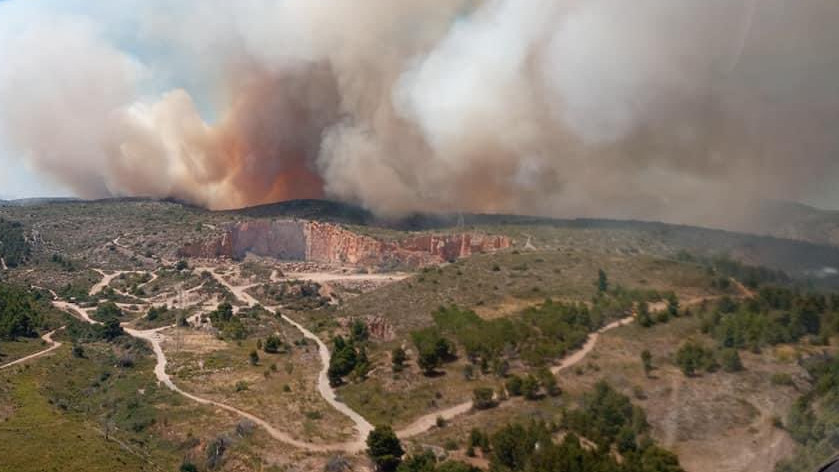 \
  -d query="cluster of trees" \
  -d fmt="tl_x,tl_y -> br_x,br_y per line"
636,293 -> 682,328
366,382 -> 683,472
391,346 -> 407,372
328,320 -> 371,386
674,342 -> 718,377
562,381 -> 650,451
50,253 -> 77,272
208,302 -> 247,340
59,302 -> 124,344
673,341 -> 744,377
92,302 -> 125,341
706,255 -> 790,289
419,301 -> 599,377
262,334 -> 287,354
0,284 -> 40,340
0,219 -> 29,267
777,354 -> 839,472
675,252 -> 789,290
367,425 -> 480,472
146,305 -> 169,322
410,326 -> 456,375
488,421 -> 681,472
504,368 -> 560,400
261,280 -> 328,310
700,288 -> 838,351
403,277 -> 672,383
